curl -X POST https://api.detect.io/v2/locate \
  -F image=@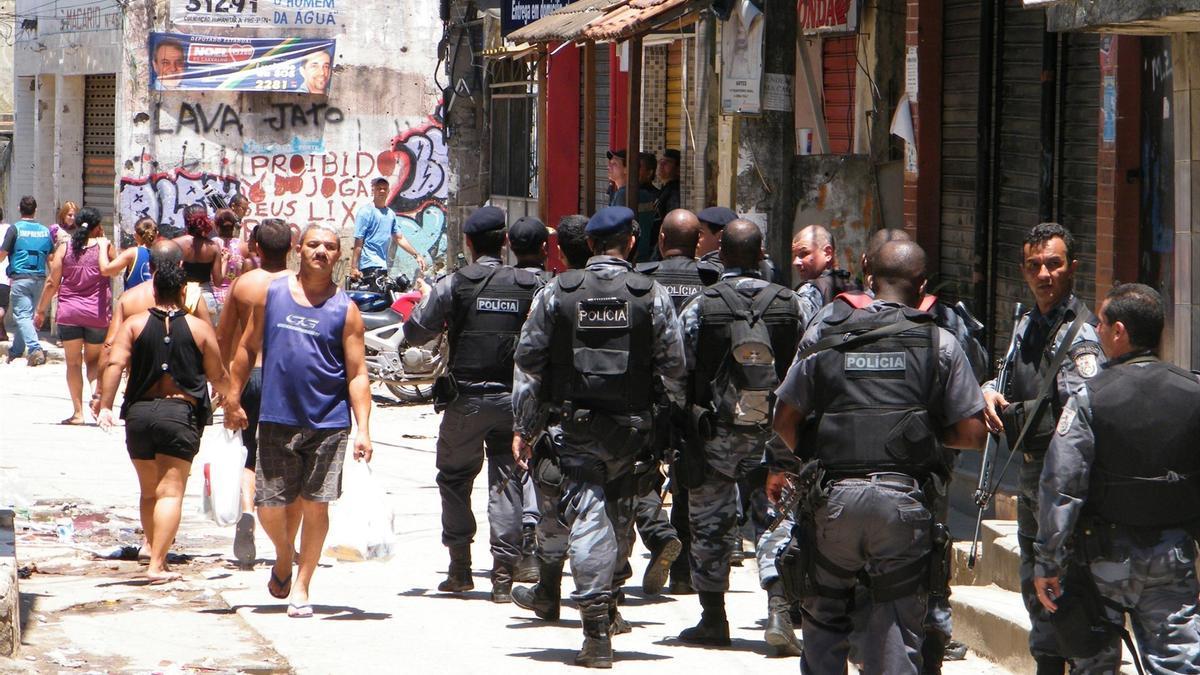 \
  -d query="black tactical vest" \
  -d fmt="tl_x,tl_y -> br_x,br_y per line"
808,269 -> 861,305
1084,358 -> 1200,529
547,268 -> 655,413
691,280 -> 799,409
808,303 -> 943,478
1009,298 -> 1096,453
636,256 -> 709,311
448,263 -> 541,386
